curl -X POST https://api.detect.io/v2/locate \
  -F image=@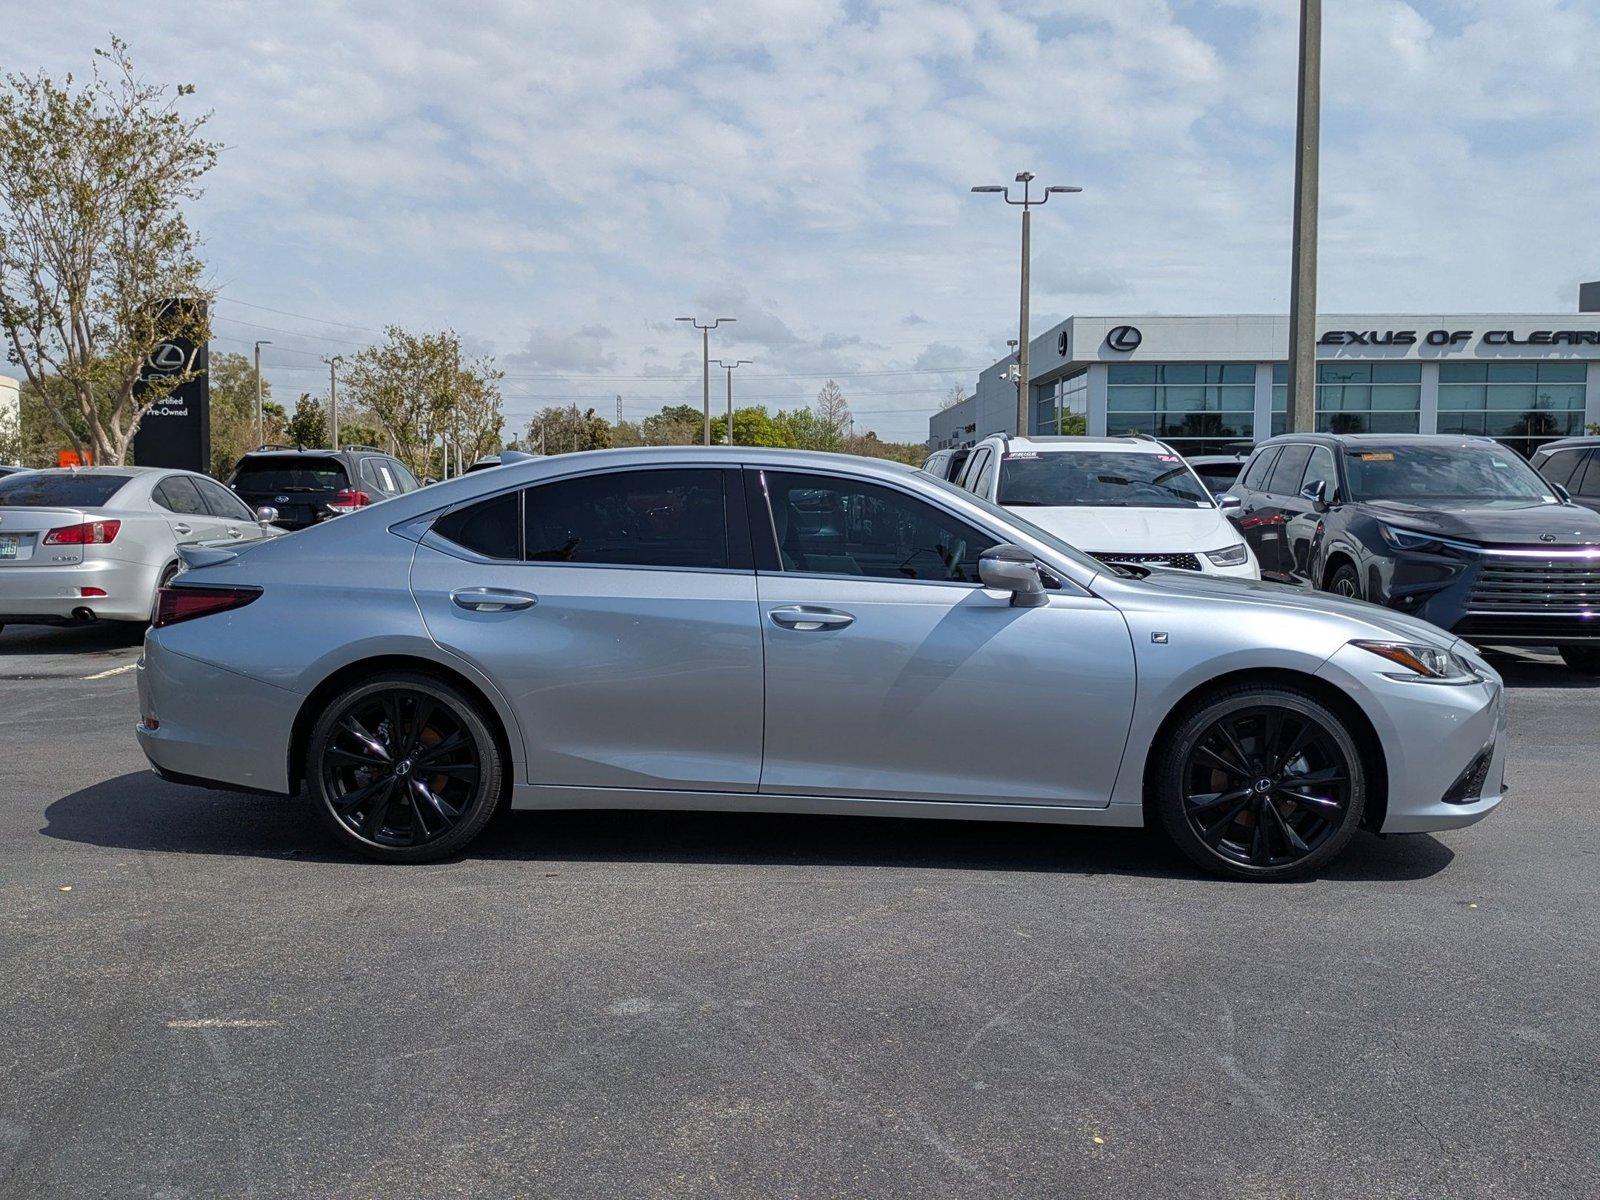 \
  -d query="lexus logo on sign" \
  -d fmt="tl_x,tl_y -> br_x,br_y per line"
147,341 -> 187,374
1056,330 -> 1069,356
1104,325 -> 1142,353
